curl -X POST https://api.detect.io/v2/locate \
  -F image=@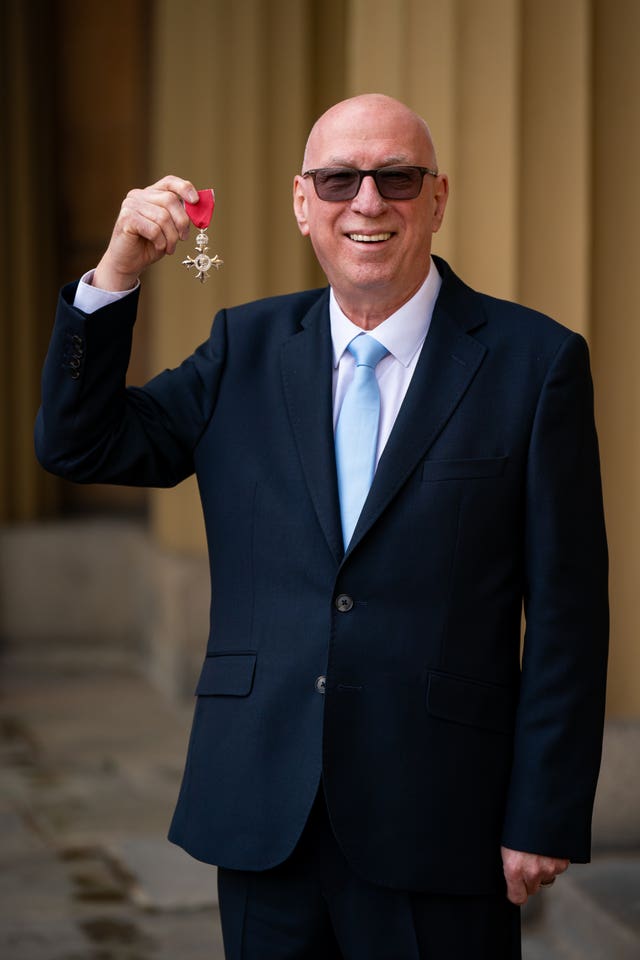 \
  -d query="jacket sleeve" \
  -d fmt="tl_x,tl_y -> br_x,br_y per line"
34,281 -> 227,487
501,331 -> 609,861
